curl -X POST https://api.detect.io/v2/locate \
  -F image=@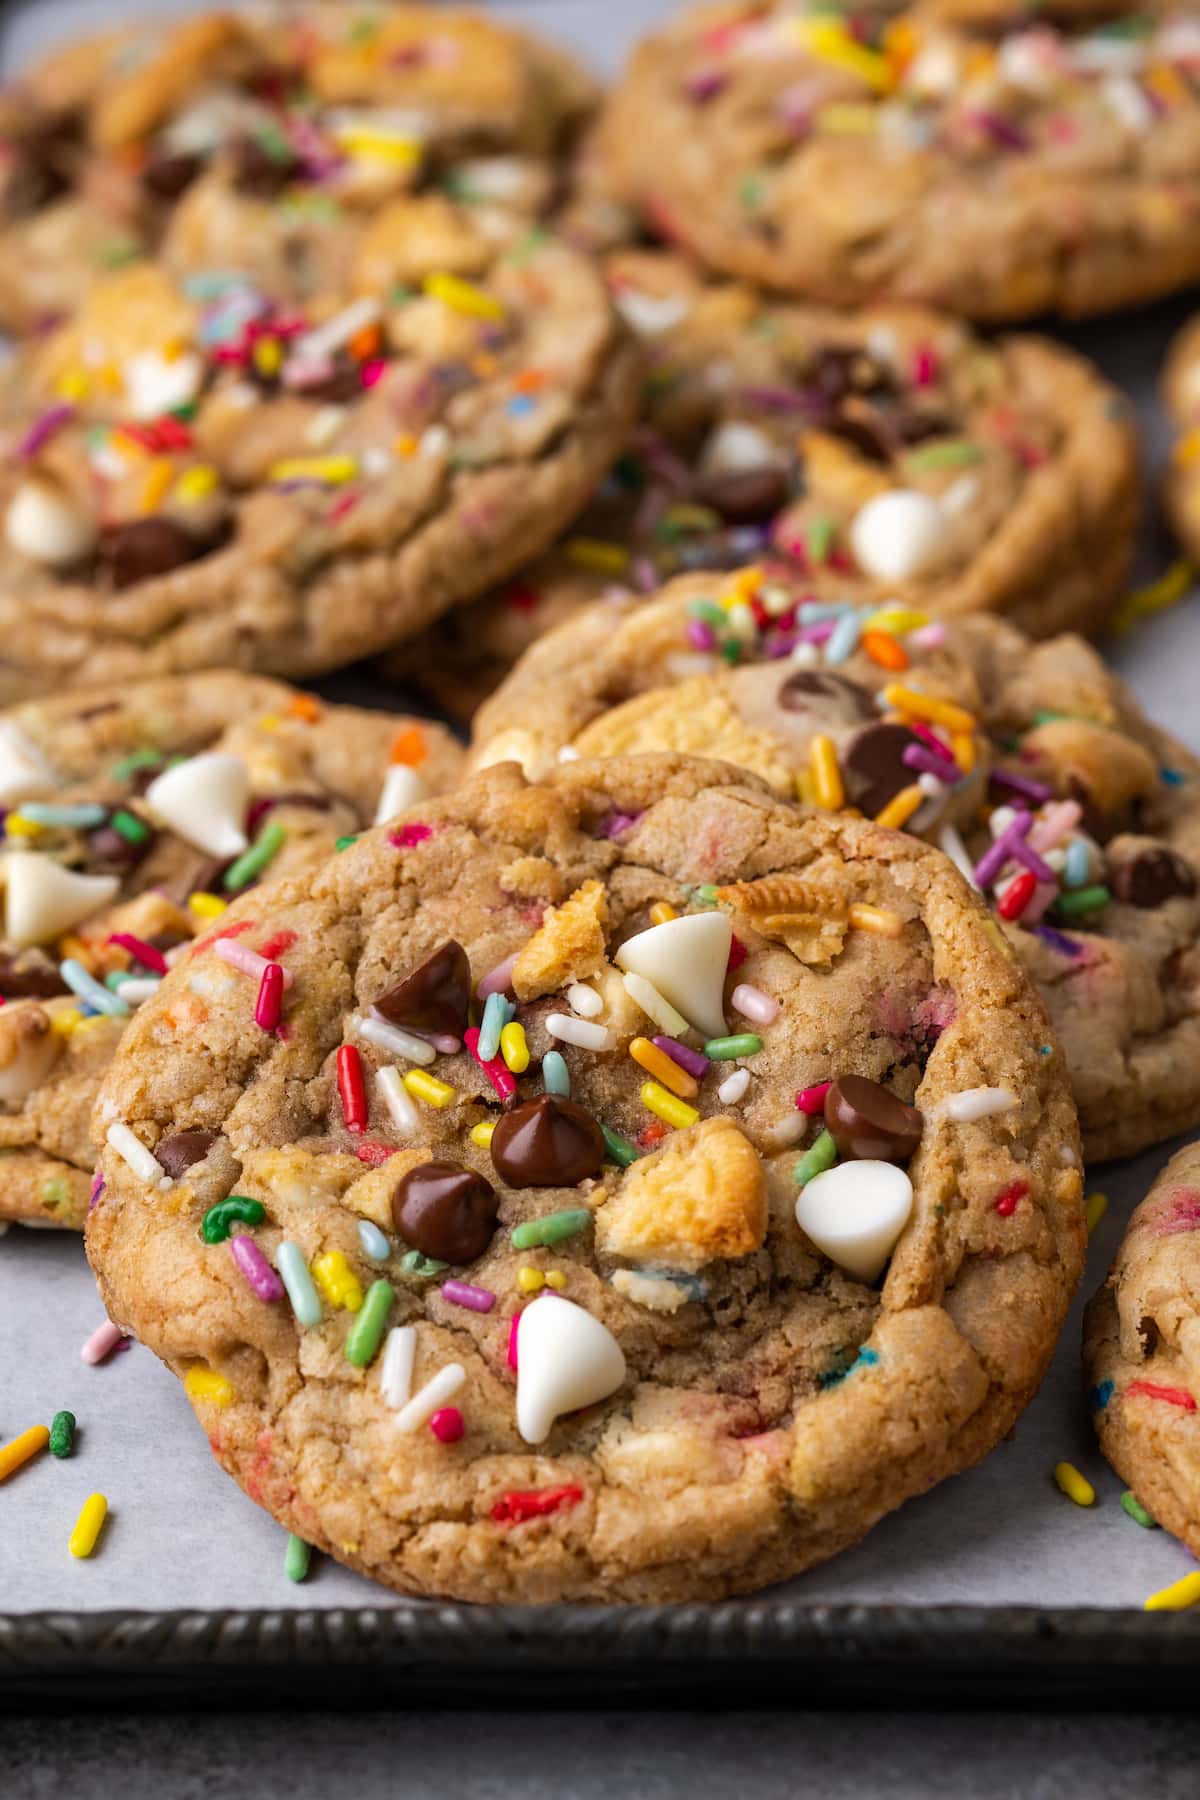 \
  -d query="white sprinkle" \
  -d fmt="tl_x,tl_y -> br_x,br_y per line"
620,971 -> 691,1038
942,1087 -> 1018,1124
566,981 -> 603,1019
730,982 -> 779,1026
1059,1144 -> 1078,1167
717,1068 -> 751,1105
117,978 -> 161,1006
546,1013 -> 614,1052
393,1362 -> 465,1434
294,296 -> 382,364
353,1012 -> 435,1066
107,1122 -> 169,1188
989,805 -> 1018,839
789,641 -> 820,668
557,745 -> 580,763
420,424 -> 450,459
938,824 -> 979,891
379,1326 -> 416,1410
377,1064 -> 421,1136
304,404 -> 347,448
917,773 -> 945,799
